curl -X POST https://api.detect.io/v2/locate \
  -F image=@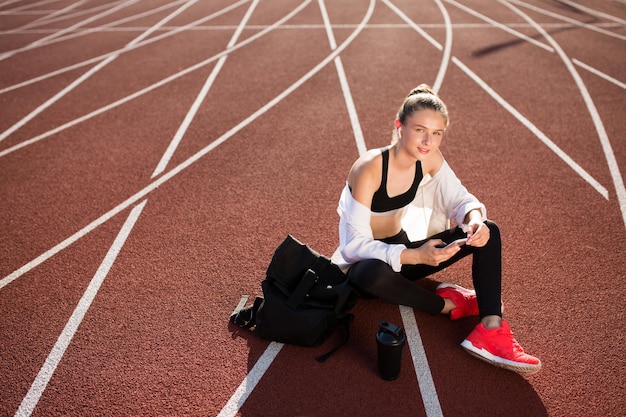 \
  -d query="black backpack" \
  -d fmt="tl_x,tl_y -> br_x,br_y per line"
230,235 -> 357,361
